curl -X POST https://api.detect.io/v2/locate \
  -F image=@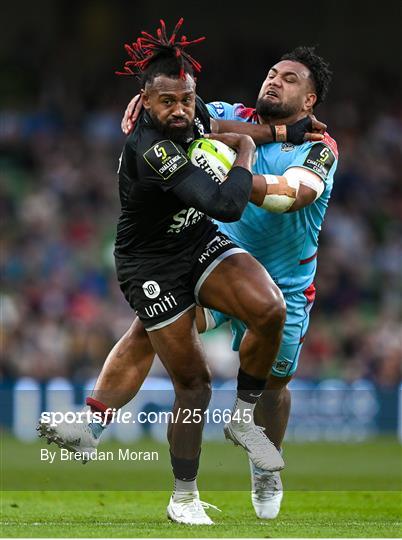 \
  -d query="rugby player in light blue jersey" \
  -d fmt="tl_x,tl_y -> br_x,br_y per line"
39,46 -> 337,522
203,46 -> 338,518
